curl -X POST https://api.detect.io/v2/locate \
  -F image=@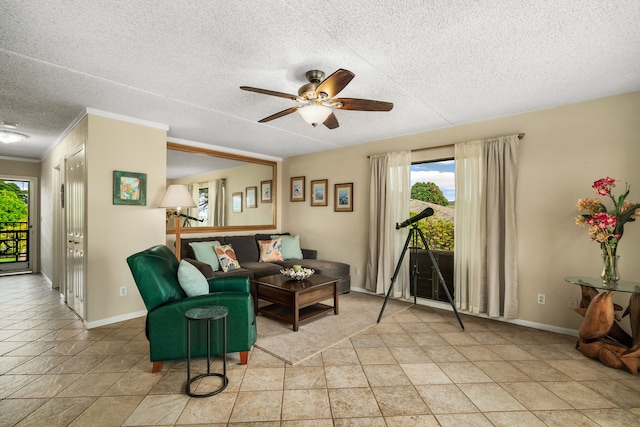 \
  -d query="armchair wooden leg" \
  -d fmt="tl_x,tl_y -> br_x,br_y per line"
239,351 -> 249,365
151,361 -> 163,373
